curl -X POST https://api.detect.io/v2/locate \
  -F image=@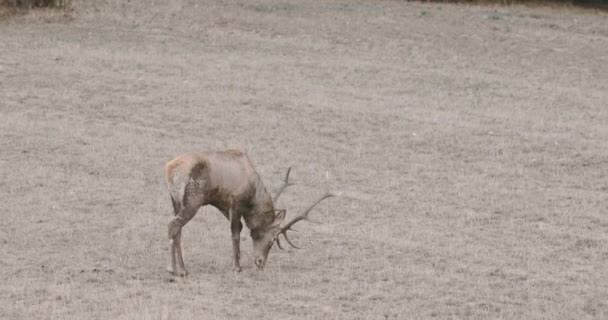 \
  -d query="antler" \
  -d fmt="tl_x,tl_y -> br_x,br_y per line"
274,190 -> 335,249
273,167 -> 293,204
